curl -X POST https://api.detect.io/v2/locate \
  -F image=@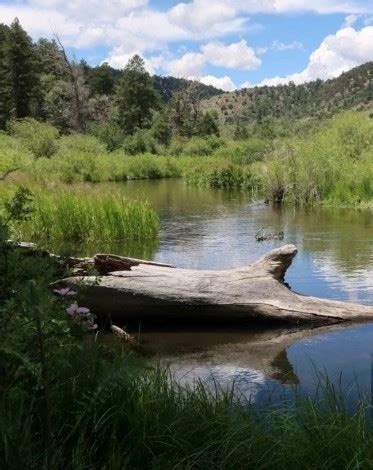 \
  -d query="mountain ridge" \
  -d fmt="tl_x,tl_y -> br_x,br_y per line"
202,62 -> 373,123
